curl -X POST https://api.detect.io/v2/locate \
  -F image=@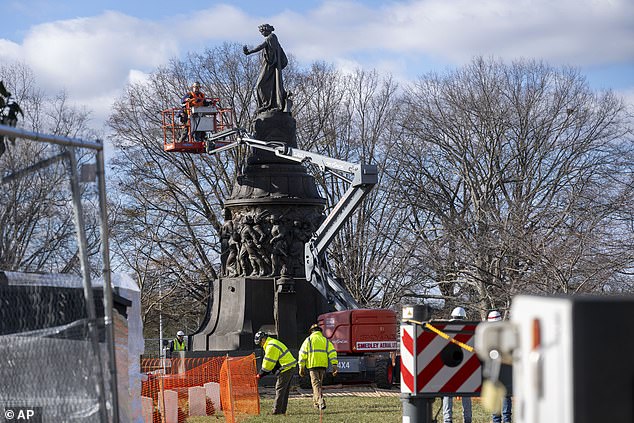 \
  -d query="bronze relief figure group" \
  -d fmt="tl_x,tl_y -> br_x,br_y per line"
220,207 -> 321,278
